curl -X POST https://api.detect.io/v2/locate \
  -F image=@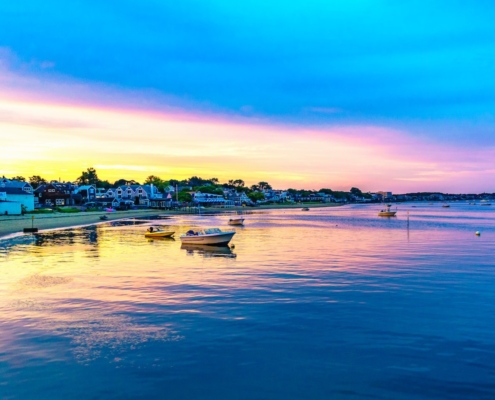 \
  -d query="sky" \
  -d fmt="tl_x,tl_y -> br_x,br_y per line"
1,1 -> 495,192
